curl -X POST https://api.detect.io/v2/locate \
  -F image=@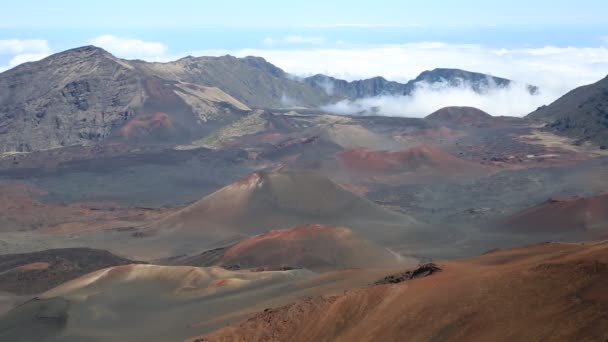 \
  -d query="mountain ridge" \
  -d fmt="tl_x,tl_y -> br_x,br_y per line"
303,67 -> 538,100
0,45 -> 539,152
527,75 -> 608,147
